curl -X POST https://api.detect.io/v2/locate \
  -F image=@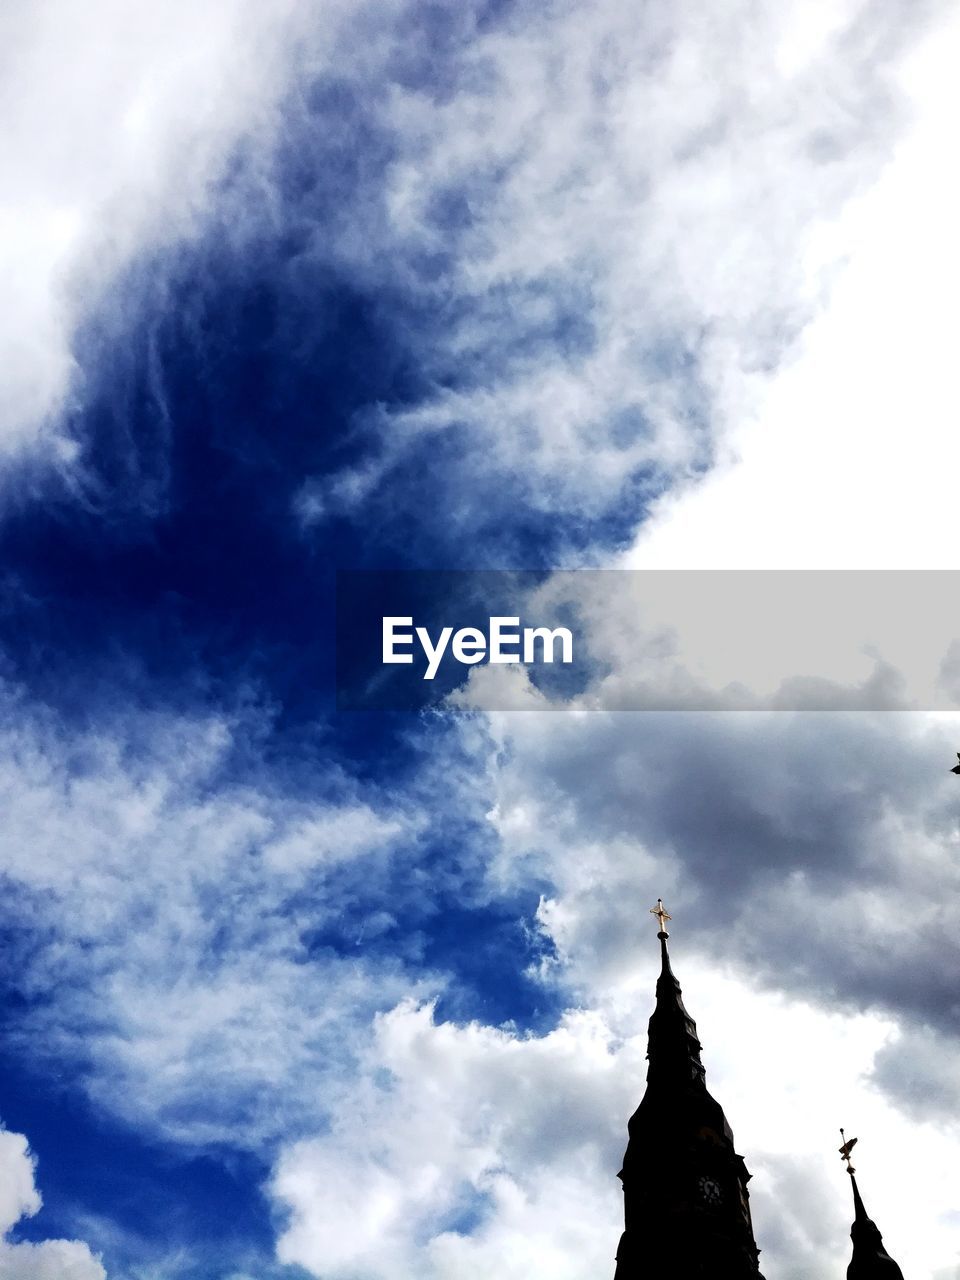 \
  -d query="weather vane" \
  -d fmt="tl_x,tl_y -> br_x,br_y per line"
649,898 -> 671,936
839,1128 -> 858,1175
